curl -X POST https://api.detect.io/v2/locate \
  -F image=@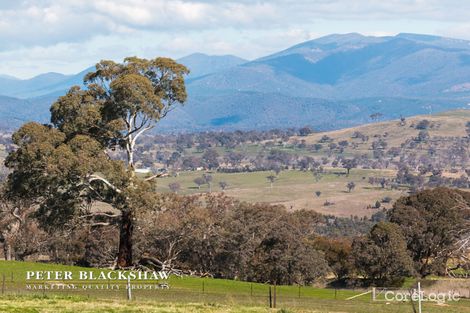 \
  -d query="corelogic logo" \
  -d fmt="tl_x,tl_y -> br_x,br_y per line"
372,287 -> 460,304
